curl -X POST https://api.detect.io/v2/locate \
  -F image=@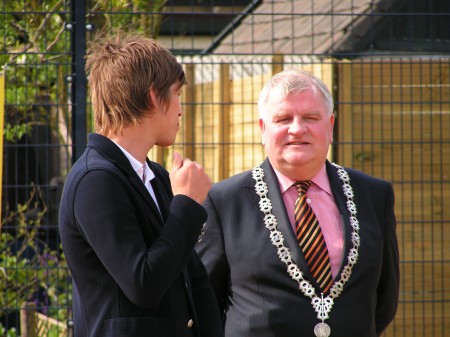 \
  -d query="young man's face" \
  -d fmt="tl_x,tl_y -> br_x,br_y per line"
152,83 -> 183,147
259,88 -> 334,180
